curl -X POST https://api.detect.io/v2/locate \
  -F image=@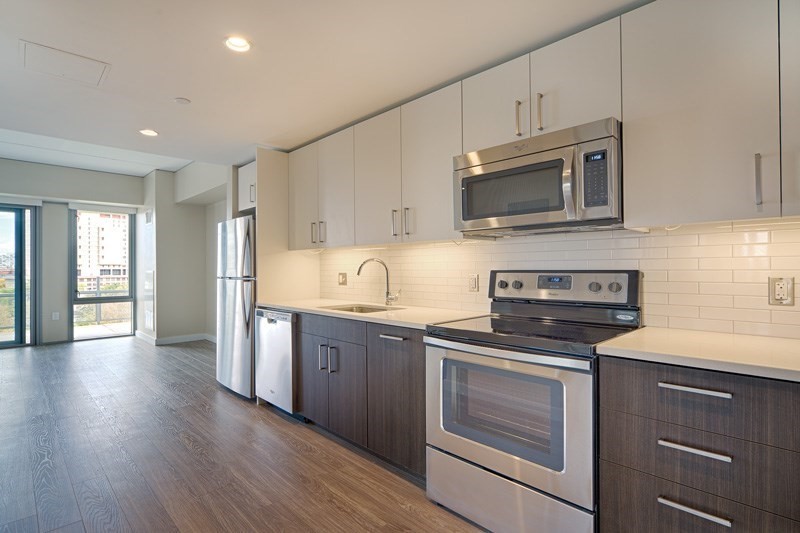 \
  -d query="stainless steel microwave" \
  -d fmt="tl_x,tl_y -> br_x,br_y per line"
453,118 -> 621,238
